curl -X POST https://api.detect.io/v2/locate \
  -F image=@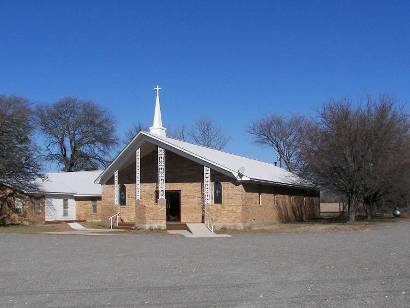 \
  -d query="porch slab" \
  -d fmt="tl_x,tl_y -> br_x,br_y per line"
167,224 -> 231,238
